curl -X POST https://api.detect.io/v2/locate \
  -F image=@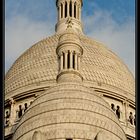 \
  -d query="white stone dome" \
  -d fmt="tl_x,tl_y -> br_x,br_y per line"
5,33 -> 134,101
13,83 -> 127,140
